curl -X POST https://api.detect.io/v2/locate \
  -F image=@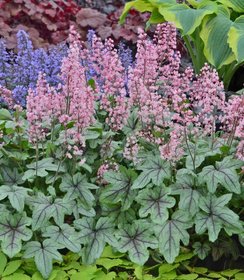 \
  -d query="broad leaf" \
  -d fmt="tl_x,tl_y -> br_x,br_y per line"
159,3 -> 216,35
136,185 -> 175,223
199,156 -> 242,193
60,173 -> 97,209
116,221 -> 158,265
27,193 -> 72,230
228,15 -> 244,62
200,8 -> 235,69
155,211 -> 192,263
132,156 -> 171,189
0,185 -> 31,212
195,194 -> 243,242
0,213 -> 32,258
43,224 -> 81,253
100,167 -> 137,210
0,167 -> 24,186
23,239 -> 62,279
74,217 -> 116,264
219,0 -> 244,12
193,242 -> 211,260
